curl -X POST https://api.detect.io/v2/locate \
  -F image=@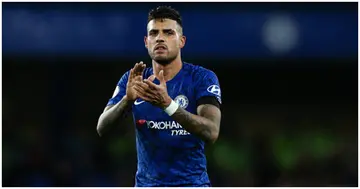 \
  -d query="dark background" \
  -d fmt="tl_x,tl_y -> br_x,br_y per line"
2,2 -> 358,187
